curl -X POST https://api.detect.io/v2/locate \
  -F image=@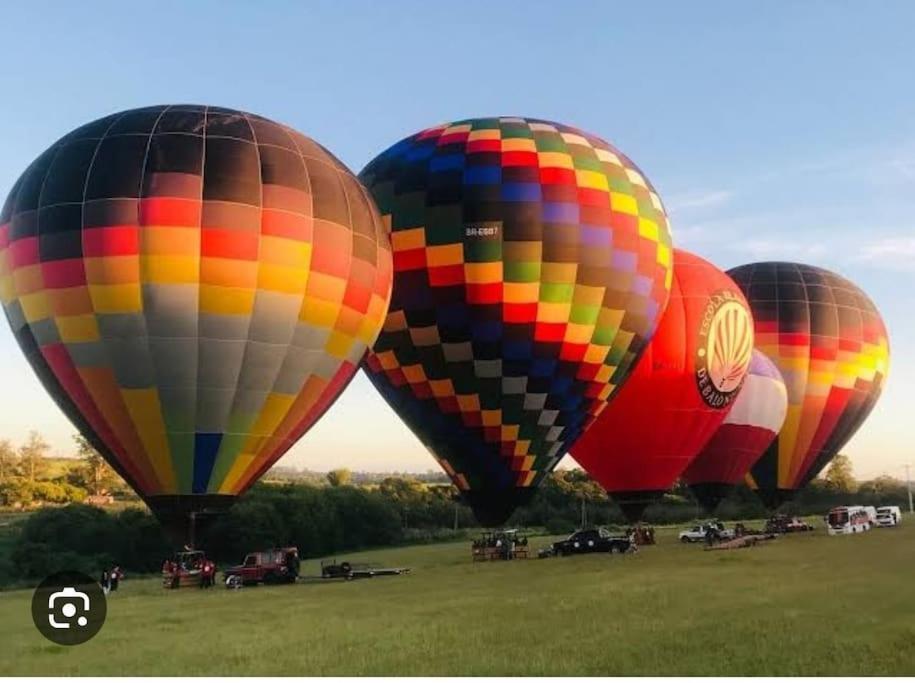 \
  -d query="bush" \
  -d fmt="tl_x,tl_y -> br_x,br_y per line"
201,483 -> 405,563
9,504 -> 169,580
